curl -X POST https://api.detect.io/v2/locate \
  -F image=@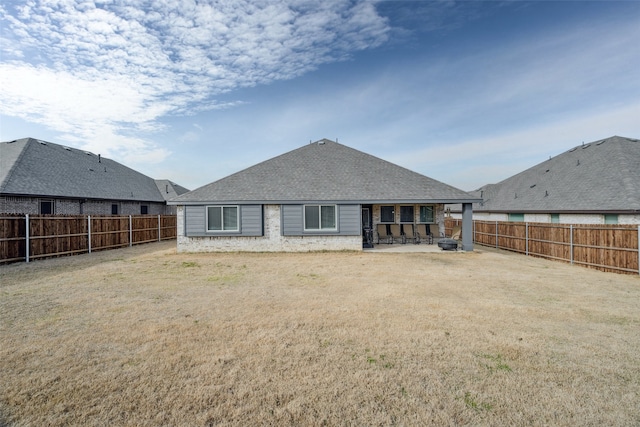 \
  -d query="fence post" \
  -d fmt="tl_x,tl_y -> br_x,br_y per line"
158,214 -> 161,242
570,224 -> 574,265
525,222 -> 529,256
88,215 -> 91,254
637,225 -> 639,276
25,214 -> 30,263
129,215 -> 133,247
495,221 -> 498,248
